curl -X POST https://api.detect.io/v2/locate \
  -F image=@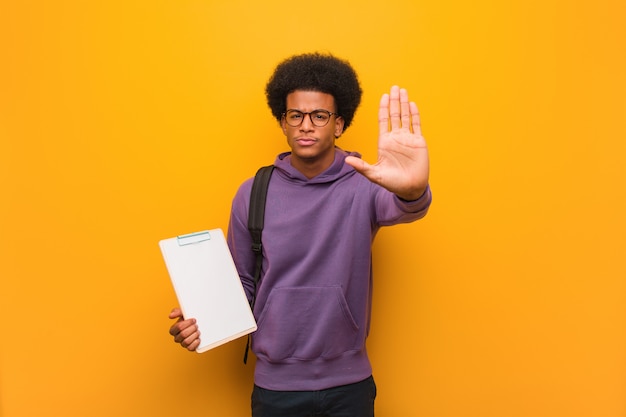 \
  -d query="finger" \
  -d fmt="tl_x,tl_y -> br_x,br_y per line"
180,330 -> 201,350
173,321 -> 199,343
345,155 -> 370,174
169,317 -> 196,337
168,307 -> 182,320
184,335 -> 201,352
345,156 -> 380,184
410,101 -> 422,136
169,320 -> 183,337
388,86 -> 401,130
399,88 -> 410,129
378,93 -> 390,135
